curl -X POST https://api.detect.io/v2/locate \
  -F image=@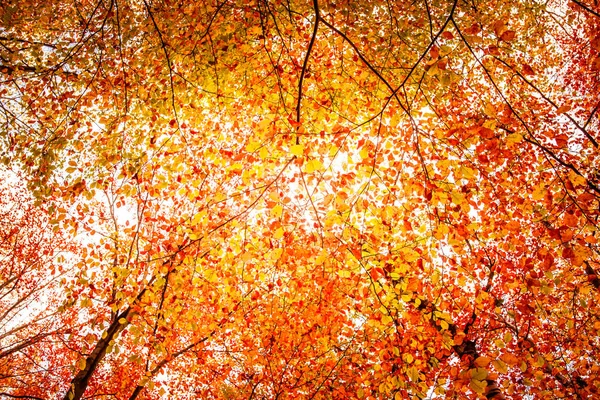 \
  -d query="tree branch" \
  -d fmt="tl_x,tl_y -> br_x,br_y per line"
571,0 -> 600,18
295,0 -> 320,144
